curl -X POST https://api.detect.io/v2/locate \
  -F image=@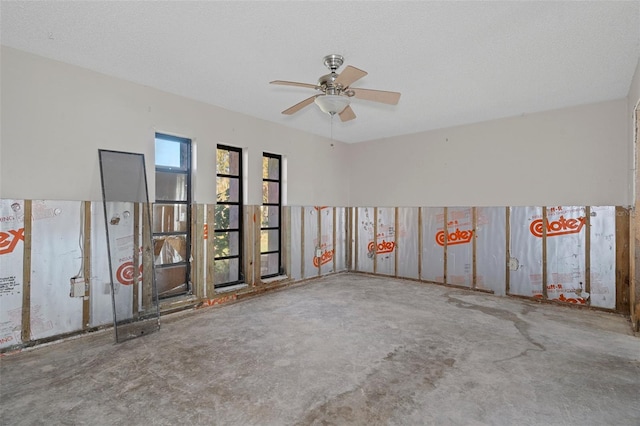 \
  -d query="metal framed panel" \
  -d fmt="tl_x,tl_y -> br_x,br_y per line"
98,149 -> 159,343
